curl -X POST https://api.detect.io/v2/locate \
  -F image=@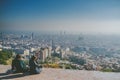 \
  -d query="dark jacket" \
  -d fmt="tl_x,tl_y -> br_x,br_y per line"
12,59 -> 27,73
29,59 -> 40,74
